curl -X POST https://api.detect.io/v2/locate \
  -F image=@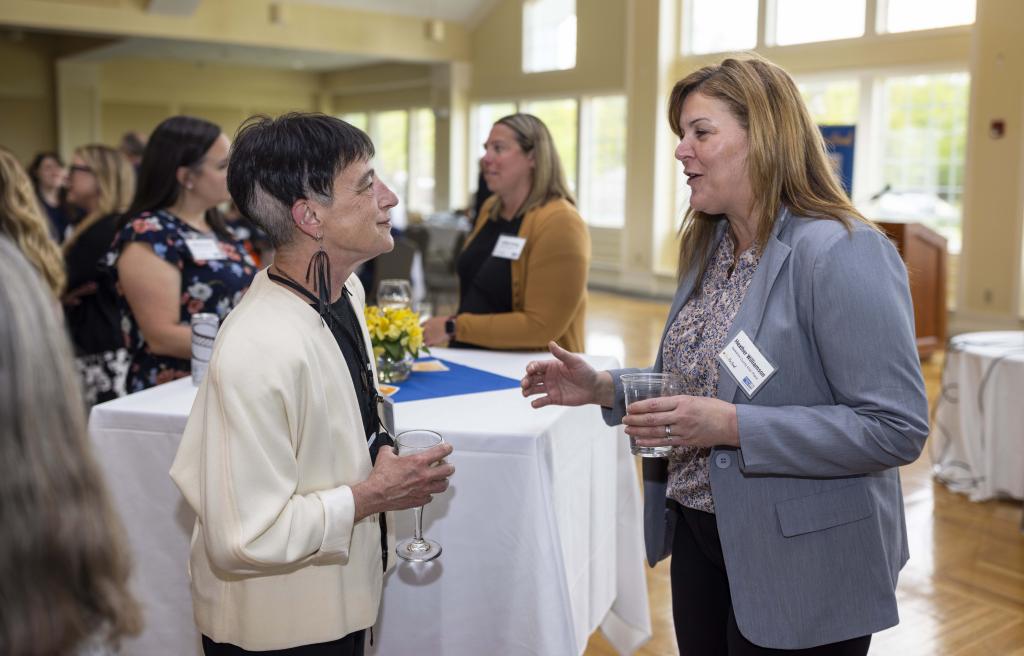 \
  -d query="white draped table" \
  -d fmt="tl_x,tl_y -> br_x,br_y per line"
931,331 -> 1024,502
88,348 -> 652,656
